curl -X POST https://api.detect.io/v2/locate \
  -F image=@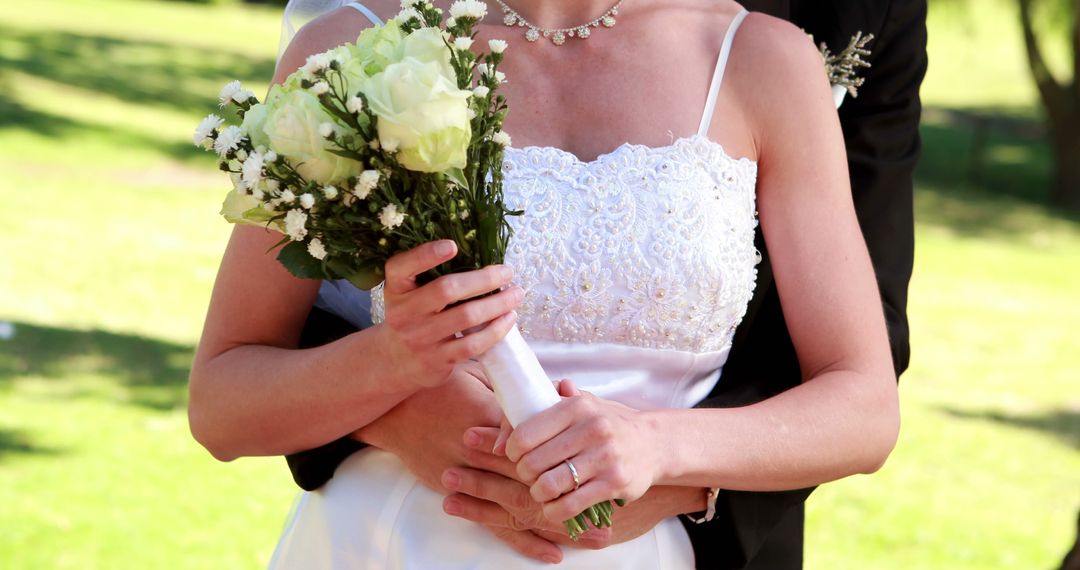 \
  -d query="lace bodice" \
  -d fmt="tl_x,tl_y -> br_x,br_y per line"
500,135 -> 758,353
